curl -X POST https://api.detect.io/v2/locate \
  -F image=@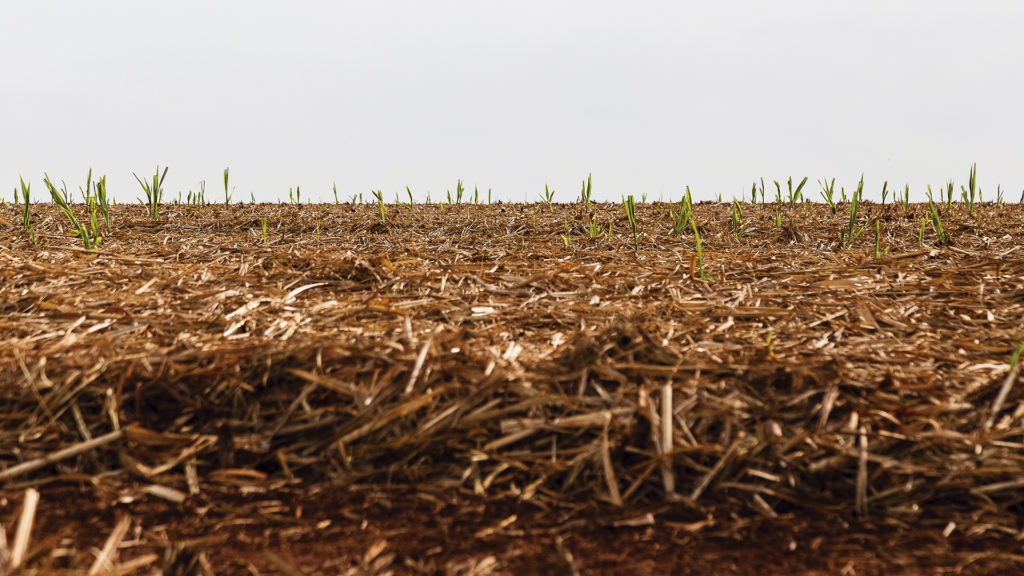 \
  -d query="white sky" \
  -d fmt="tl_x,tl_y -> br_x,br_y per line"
2,1 -> 1022,203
